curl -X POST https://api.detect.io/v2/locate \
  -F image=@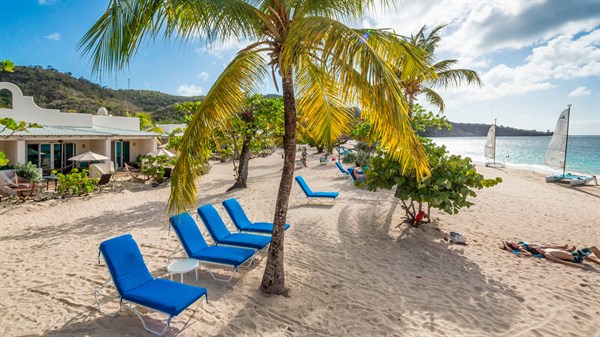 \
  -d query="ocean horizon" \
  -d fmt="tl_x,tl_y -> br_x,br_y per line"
430,135 -> 600,175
